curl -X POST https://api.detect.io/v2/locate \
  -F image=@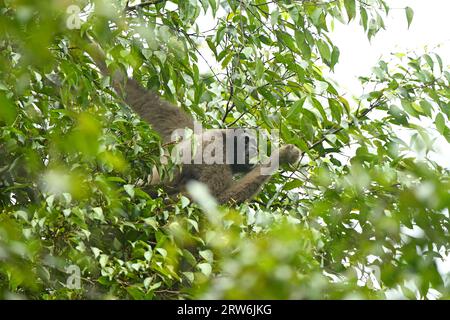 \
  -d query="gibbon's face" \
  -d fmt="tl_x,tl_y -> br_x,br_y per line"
229,133 -> 258,174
